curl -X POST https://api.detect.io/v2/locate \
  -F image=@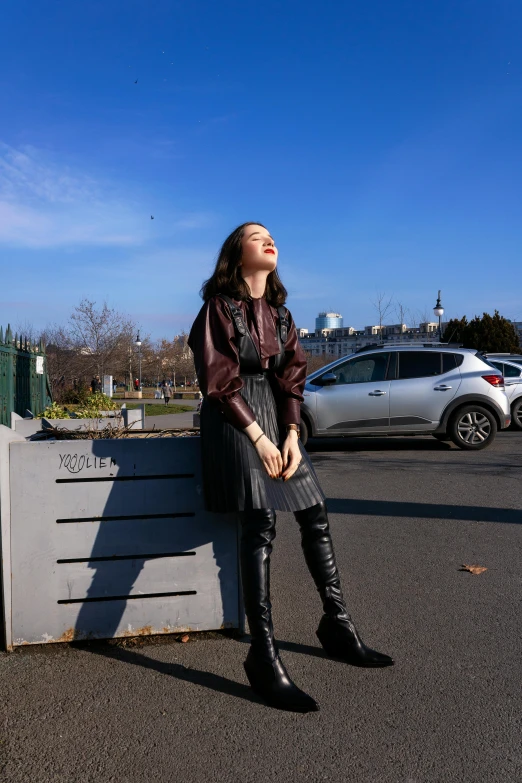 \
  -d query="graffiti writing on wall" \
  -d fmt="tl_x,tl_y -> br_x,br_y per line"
58,454 -> 117,474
